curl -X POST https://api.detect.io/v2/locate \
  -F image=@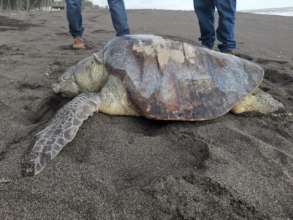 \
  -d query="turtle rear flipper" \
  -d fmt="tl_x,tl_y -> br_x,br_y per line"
22,93 -> 100,176
231,89 -> 284,114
